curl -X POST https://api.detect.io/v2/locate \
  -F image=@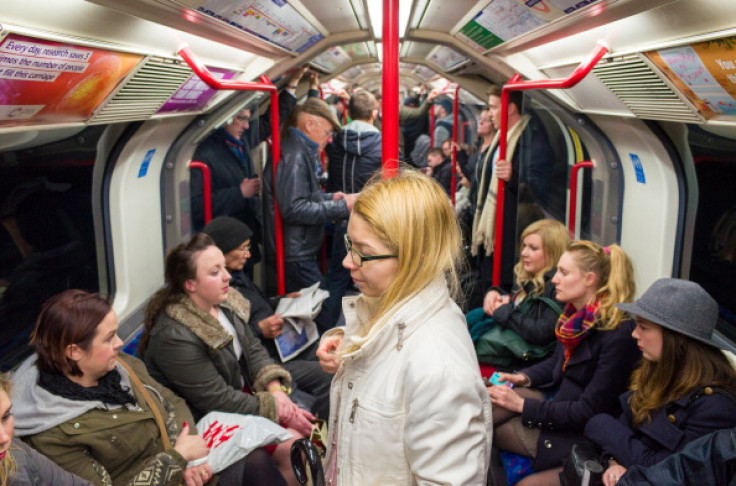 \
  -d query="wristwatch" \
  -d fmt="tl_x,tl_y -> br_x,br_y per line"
269,384 -> 292,395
